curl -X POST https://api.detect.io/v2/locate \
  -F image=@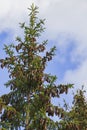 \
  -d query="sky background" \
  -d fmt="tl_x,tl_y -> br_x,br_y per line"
0,0 -> 87,105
